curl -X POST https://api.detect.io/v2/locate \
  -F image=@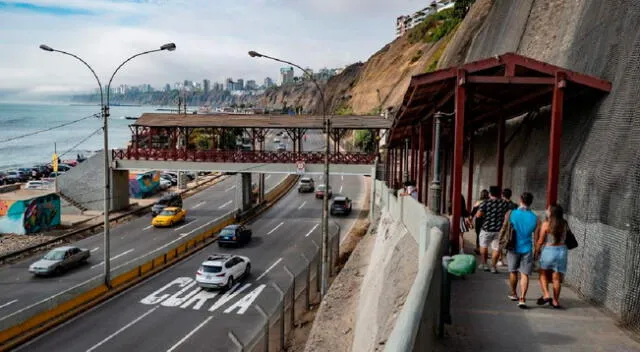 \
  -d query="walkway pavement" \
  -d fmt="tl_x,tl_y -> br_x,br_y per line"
436,241 -> 640,352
